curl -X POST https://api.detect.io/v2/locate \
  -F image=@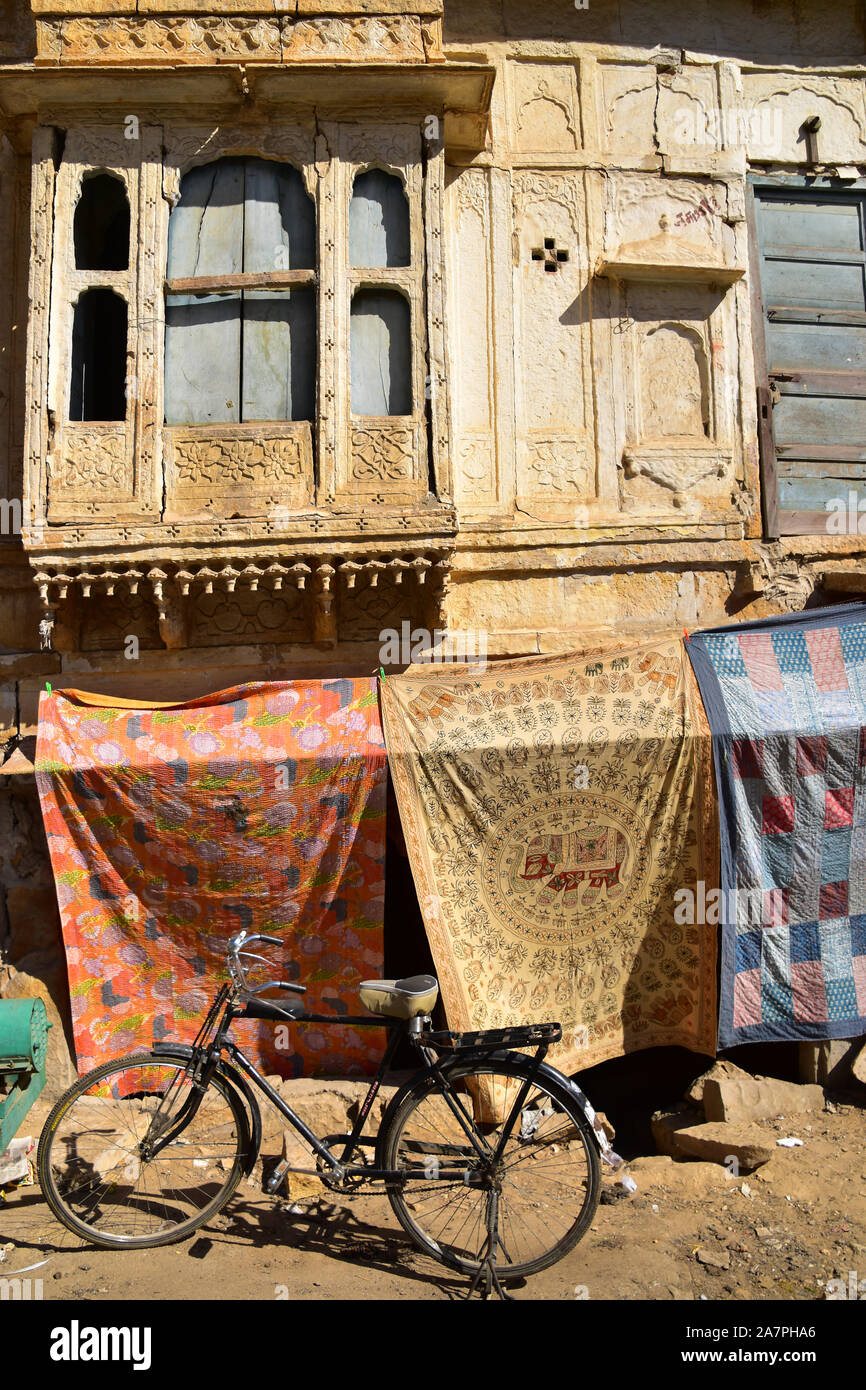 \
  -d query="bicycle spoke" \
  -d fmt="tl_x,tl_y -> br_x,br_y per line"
41,1056 -> 246,1247
384,1061 -> 600,1278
